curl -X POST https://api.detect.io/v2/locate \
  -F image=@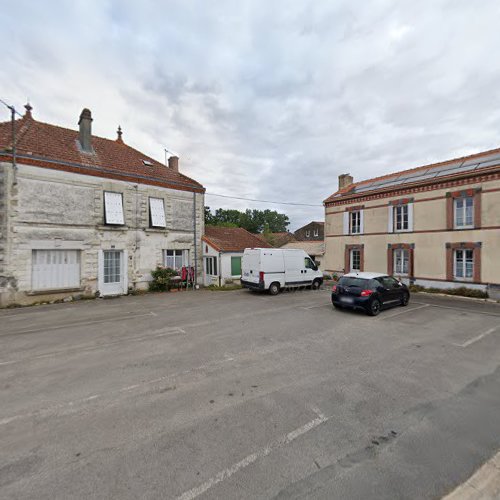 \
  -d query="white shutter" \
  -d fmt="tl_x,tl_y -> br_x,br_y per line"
359,210 -> 364,234
149,198 -> 166,227
408,202 -> 414,231
122,250 -> 128,292
104,192 -> 124,225
343,211 -> 349,235
388,205 -> 394,233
